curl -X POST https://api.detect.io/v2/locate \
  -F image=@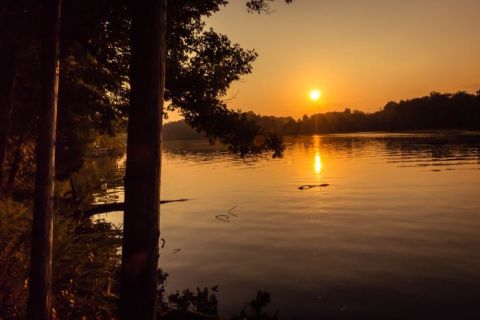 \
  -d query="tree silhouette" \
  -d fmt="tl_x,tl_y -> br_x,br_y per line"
119,1 -> 167,319
26,1 -> 62,319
